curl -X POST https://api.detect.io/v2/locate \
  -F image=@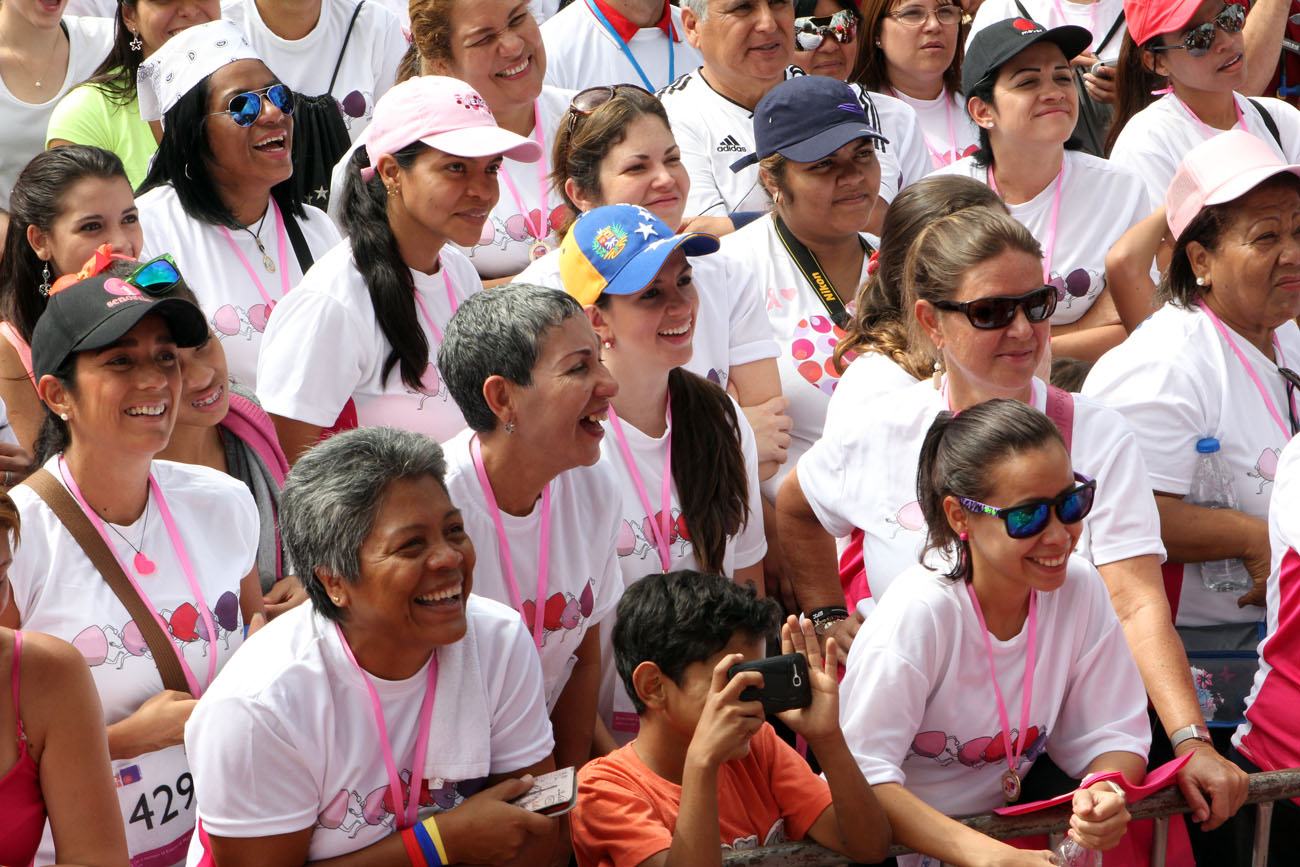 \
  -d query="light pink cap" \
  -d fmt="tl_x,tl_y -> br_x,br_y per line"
1166,130 -> 1300,240
361,76 -> 542,180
